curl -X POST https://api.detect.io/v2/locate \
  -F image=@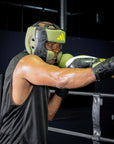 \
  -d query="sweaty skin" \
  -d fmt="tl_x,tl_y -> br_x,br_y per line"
12,54 -> 96,104
48,94 -> 62,121
11,40 -> 96,120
